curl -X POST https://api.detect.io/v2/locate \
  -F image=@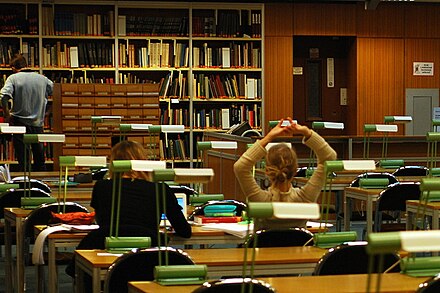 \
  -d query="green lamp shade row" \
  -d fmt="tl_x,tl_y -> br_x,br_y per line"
247,202 -> 320,220
23,134 -> 65,143
400,256 -> 440,277
420,178 -> 440,192
364,124 -> 398,133
312,122 -> 344,130
313,231 -> 357,249
359,178 -> 389,189
21,197 -> 57,209
379,159 -> 405,169
426,132 -> 440,142
111,160 -> 166,173
367,230 -> 440,255
325,160 -> 376,173
91,116 -> 122,124
105,236 -> 151,252
0,126 -> 26,134
189,194 -> 224,206
119,123 -> 151,132
154,264 -> 208,286
384,116 -> 412,123
59,156 -> 107,167
0,183 -> 19,192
